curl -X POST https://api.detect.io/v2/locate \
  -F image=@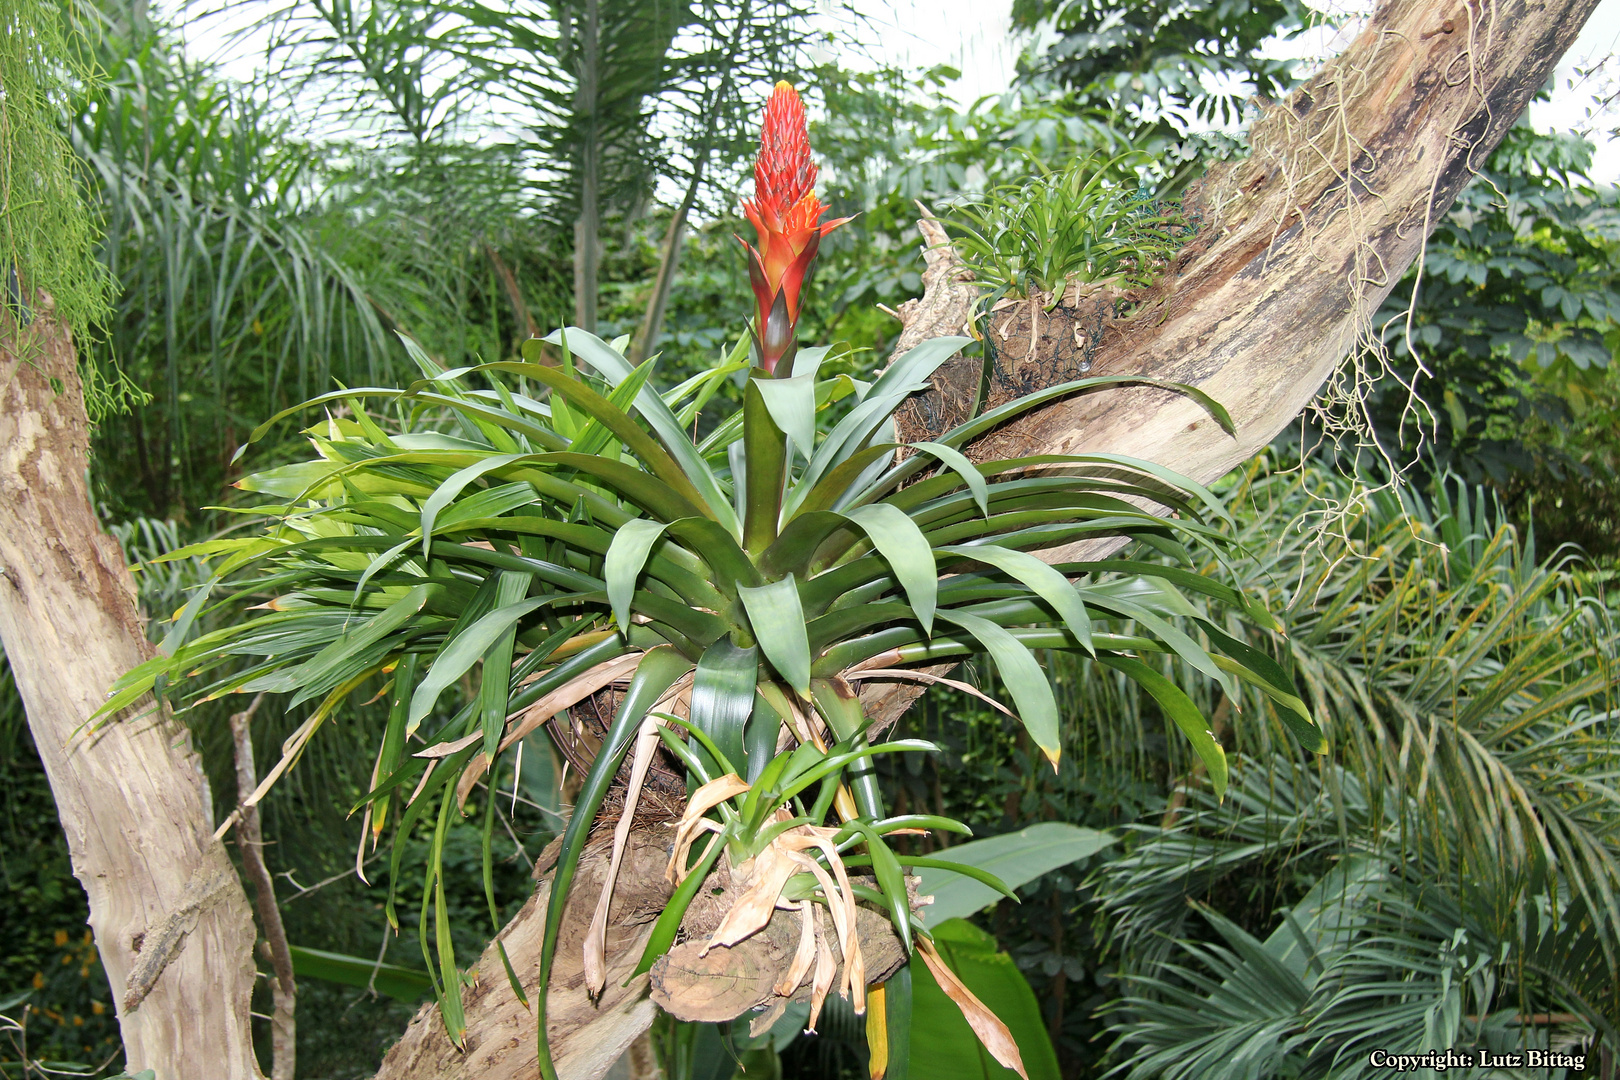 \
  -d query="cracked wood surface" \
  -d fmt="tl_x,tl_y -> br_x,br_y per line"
0,308 -> 265,1079
861,0 -> 1600,730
